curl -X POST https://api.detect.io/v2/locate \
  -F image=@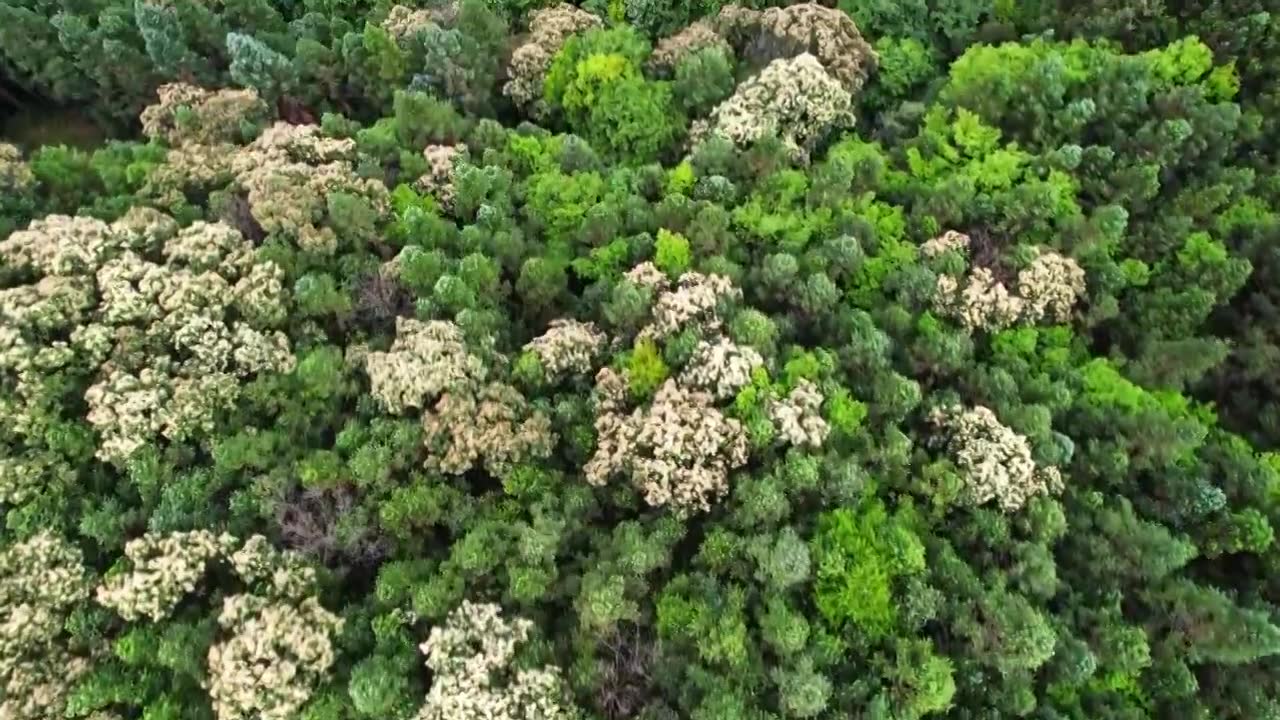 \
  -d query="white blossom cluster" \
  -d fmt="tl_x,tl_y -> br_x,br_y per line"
583,265 -> 832,513
139,87 -> 389,254
381,4 -> 437,40
929,404 -> 1063,512
504,3 -> 601,114
92,532 -> 341,719
0,211 -> 294,463
1017,248 -> 1088,323
145,141 -> 240,200
230,123 -> 388,254
523,318 -> 607,378
920,230 -> 971,258
1,212 -> 149,277
692,53 -> 853,160
421,382 -> 556,476
642,268 -> 740,341
768,380 -> 830,448
0,142 -> 33,192
417,144 -> 464,209
416,600 -> 579,720
0,282 -> 94,360
623,260 -> 670,288
96,532 -> 323,620
0,533 -> 91,720
368,318 -> 554,478
0,454 -> 71,505
680,336 -> 764,399
586,369 -> 750,514
929,232 -> 1087,331
651,4 -> 877,89
239,120 -> 357,165
206,593 -> 343,720
934,268 -> 1025,332
140,82 -> 268,147
86,368 -> 243,461
714,3 -> 877,91
366,317 -> 486,413
649,21 -> 730,73
229,534 -> 319,599
96,530 -> 236,621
